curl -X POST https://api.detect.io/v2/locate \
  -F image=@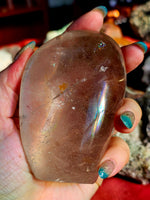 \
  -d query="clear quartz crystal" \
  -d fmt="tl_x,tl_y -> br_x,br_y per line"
20,30 -> 126,184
